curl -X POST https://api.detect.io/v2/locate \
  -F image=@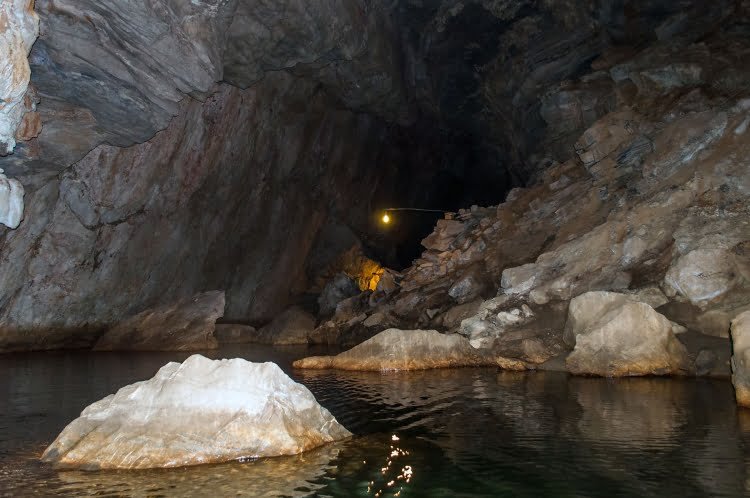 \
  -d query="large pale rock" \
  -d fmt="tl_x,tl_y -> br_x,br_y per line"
0,169 -> 23,228
664,248 -> 741,309
94,291 -> 224,351
731,311 -> 750,407
293,328 -> 491,371
41,355 -> 351,469
566,293 -> 690,377
0,0 -> 39,154
564,291 -> 634,347
256,307 -> 316,345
